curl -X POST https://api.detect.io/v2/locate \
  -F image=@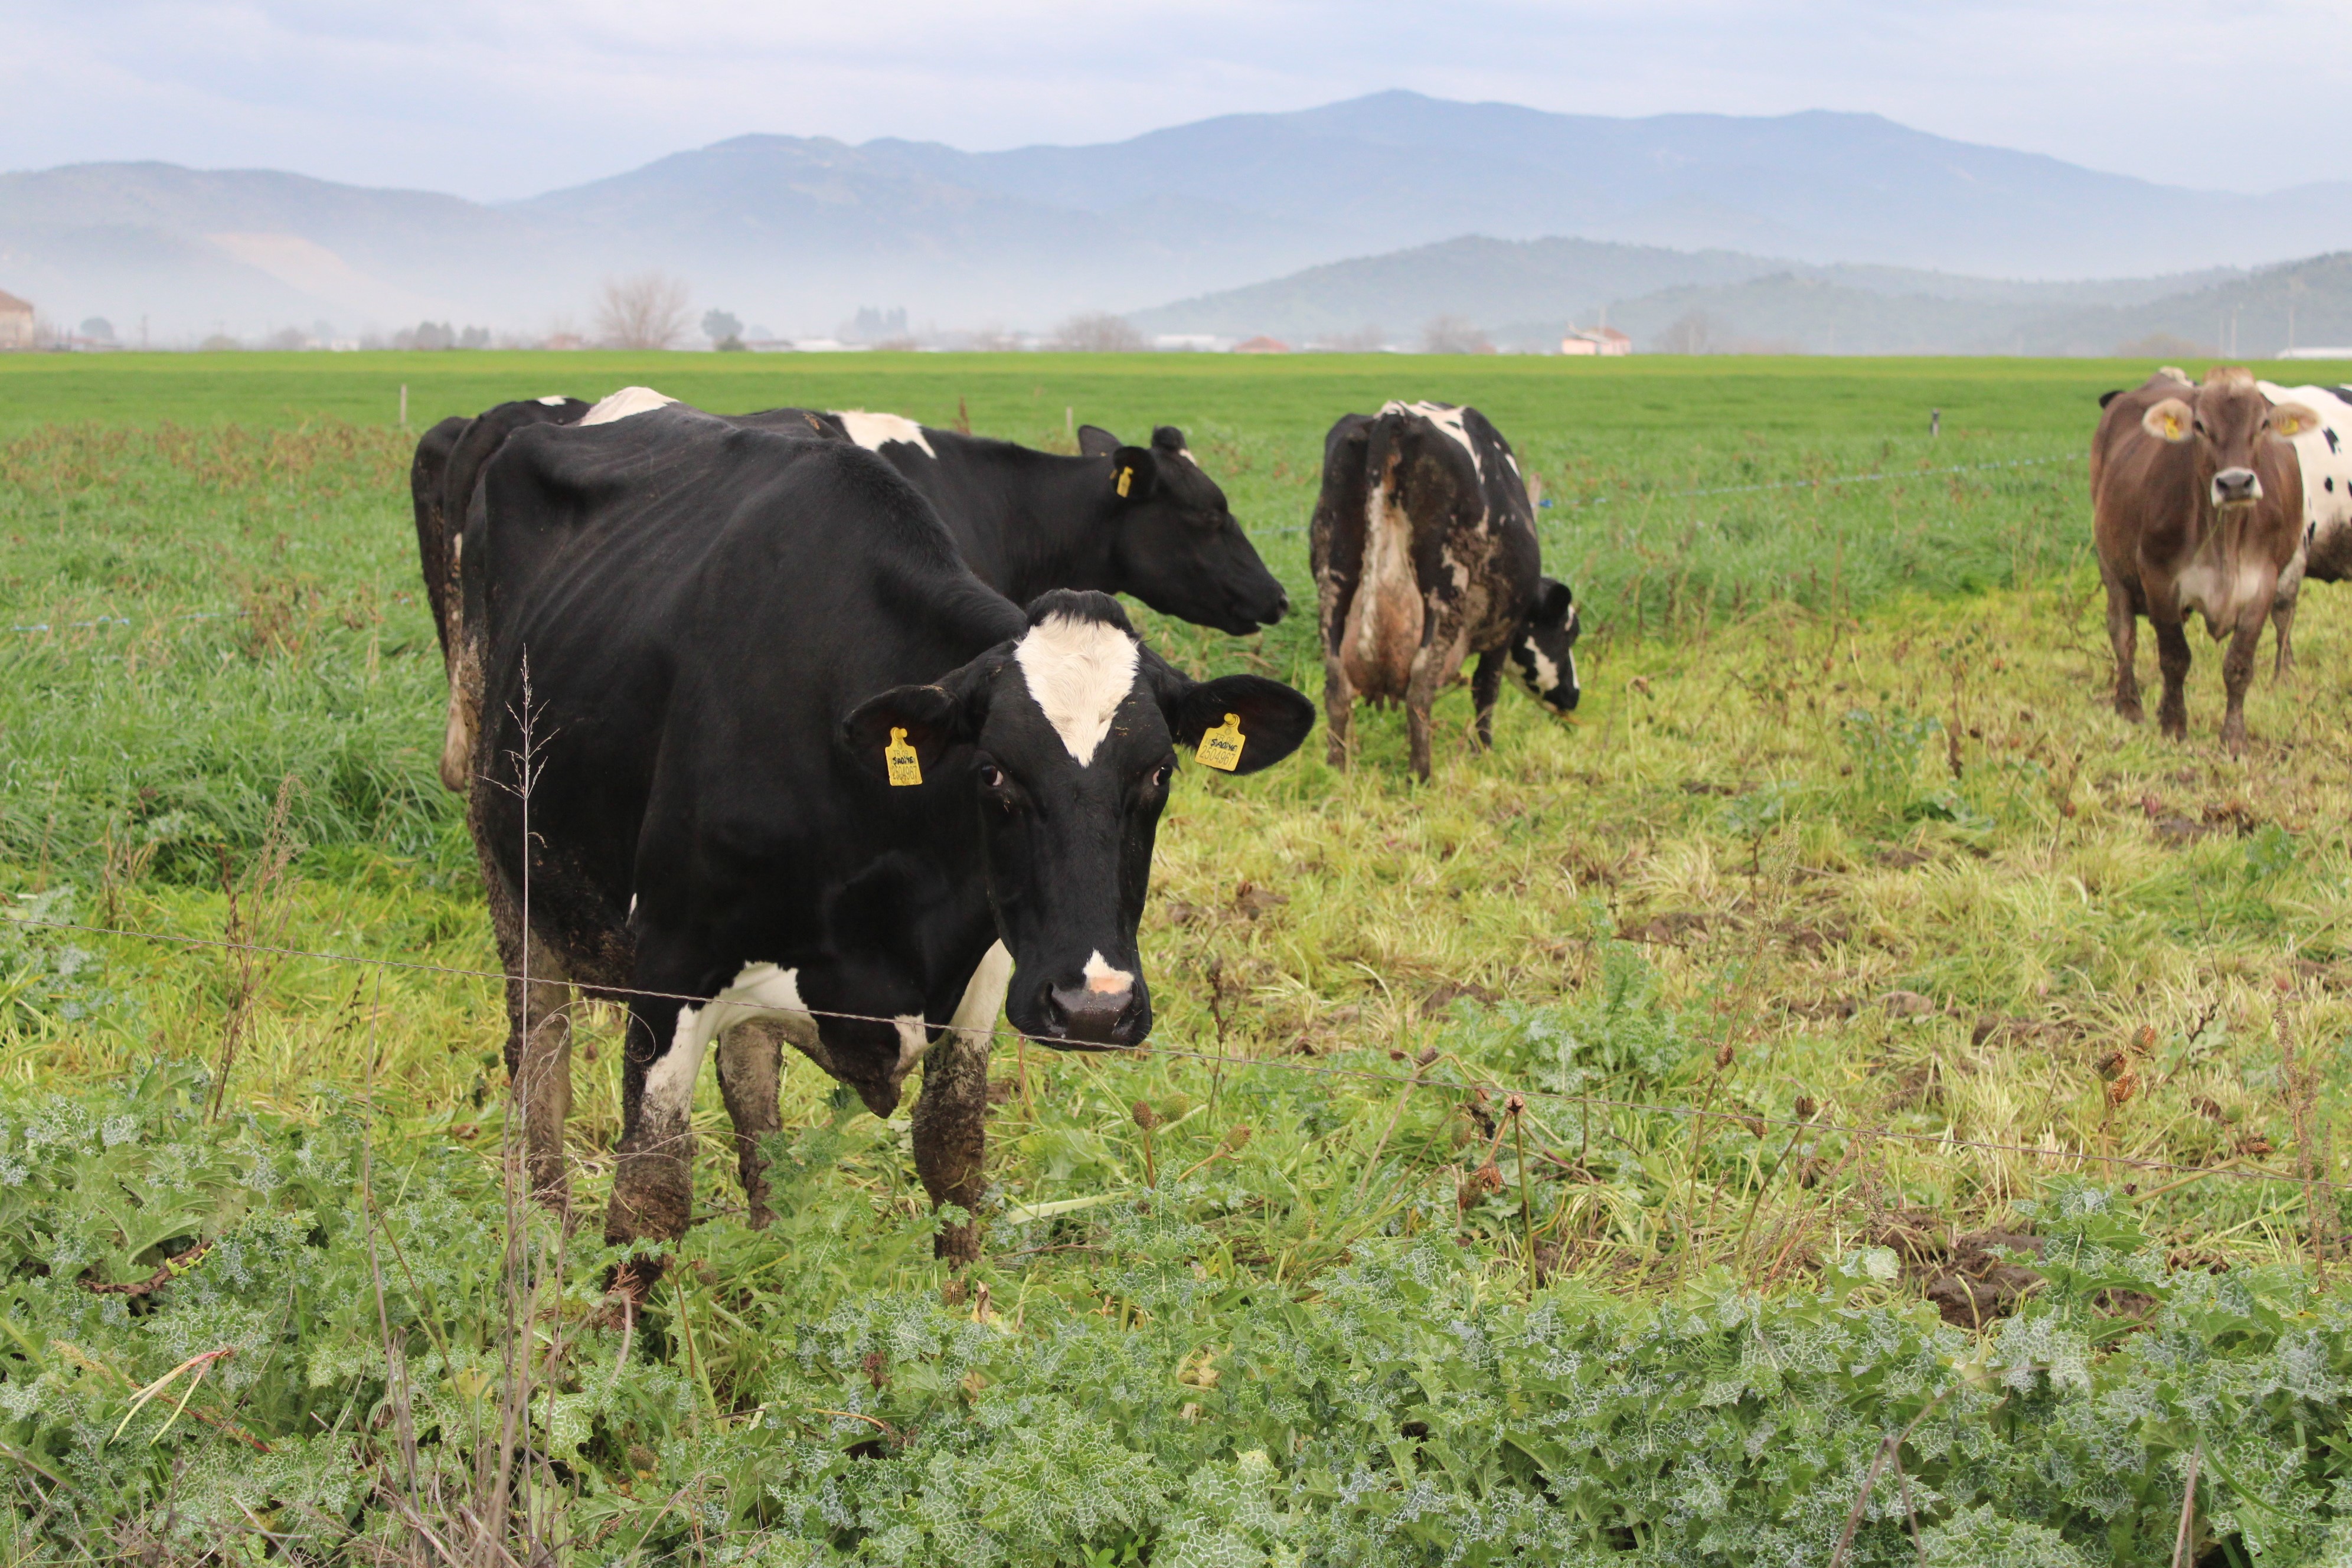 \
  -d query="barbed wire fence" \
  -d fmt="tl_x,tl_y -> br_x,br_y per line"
6,907 -> 2341,1206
